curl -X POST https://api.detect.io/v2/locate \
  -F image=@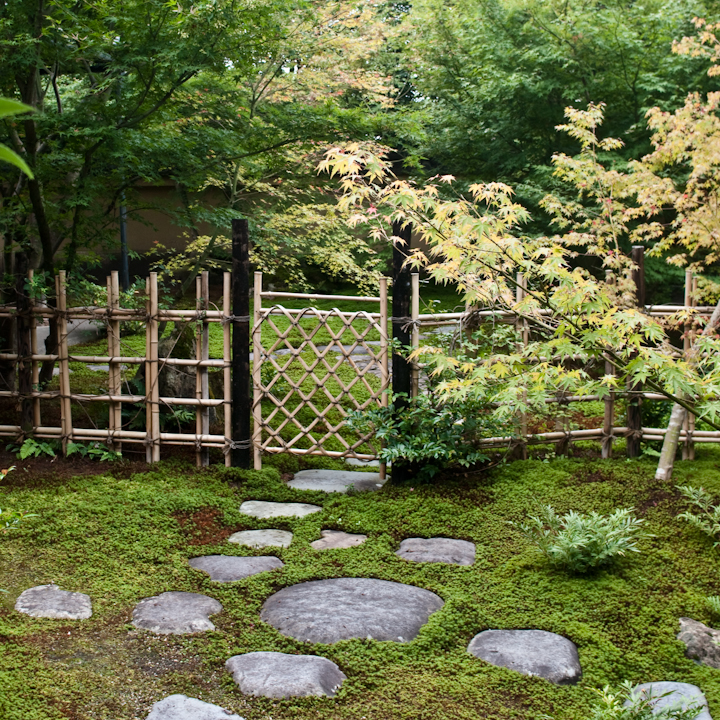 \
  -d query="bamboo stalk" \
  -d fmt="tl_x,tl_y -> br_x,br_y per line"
252,271 -> 263,470
28,269 -> 40,428
149,273 -> 160,462
56,272 -> 72,454
195,273 -> 210,466
223,271 -> 232,467
108,271 -> 122,453
378,276 -> 389,481
411,273 -> 419,398
516,273 -> 528,459
260,290 -> 382,302
602,271 -> 615,459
